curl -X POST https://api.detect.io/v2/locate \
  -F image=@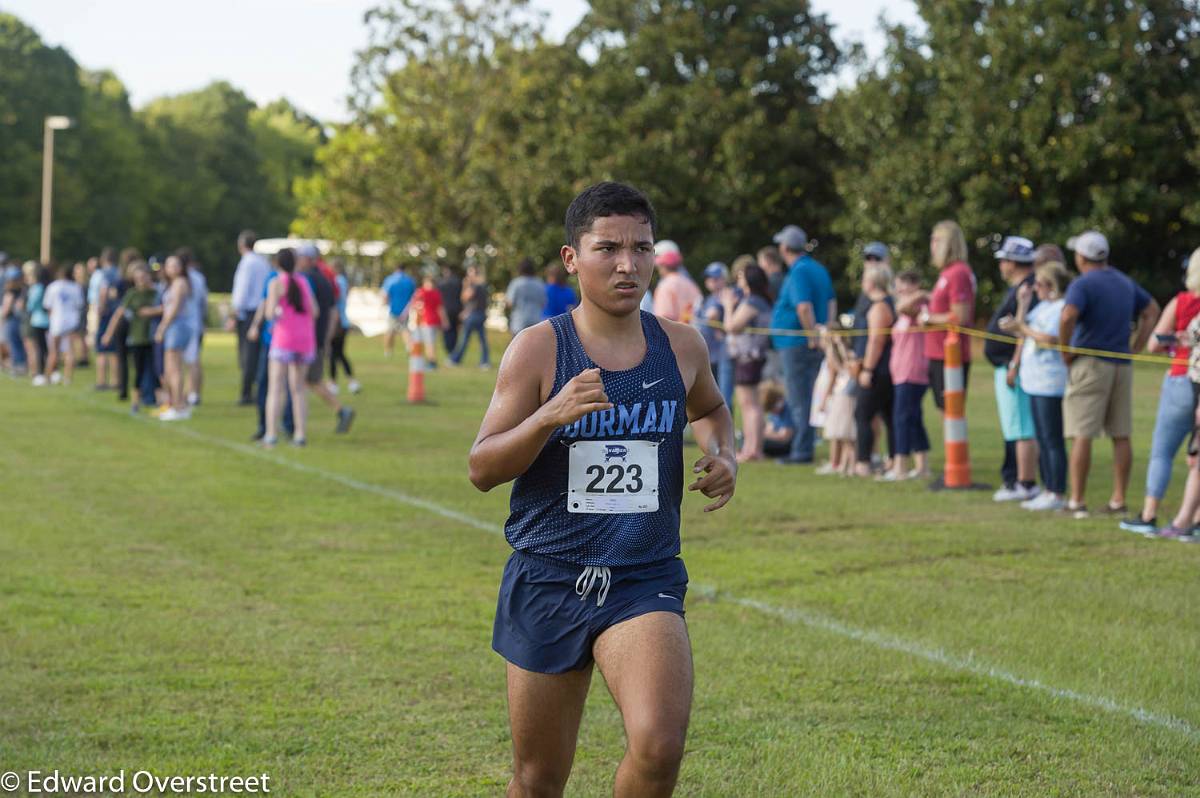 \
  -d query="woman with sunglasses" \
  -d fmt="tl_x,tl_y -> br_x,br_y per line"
1000,261 -> 1072,510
